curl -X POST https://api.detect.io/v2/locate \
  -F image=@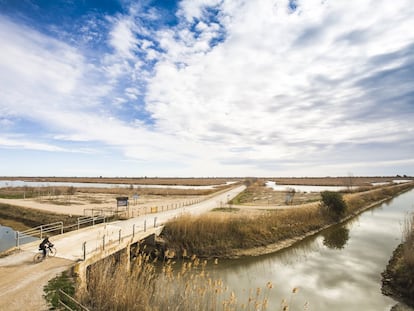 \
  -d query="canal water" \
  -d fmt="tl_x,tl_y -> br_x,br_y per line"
0,225 -> 38,252
207,189 -> 414,310
0,225 -> 18,252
